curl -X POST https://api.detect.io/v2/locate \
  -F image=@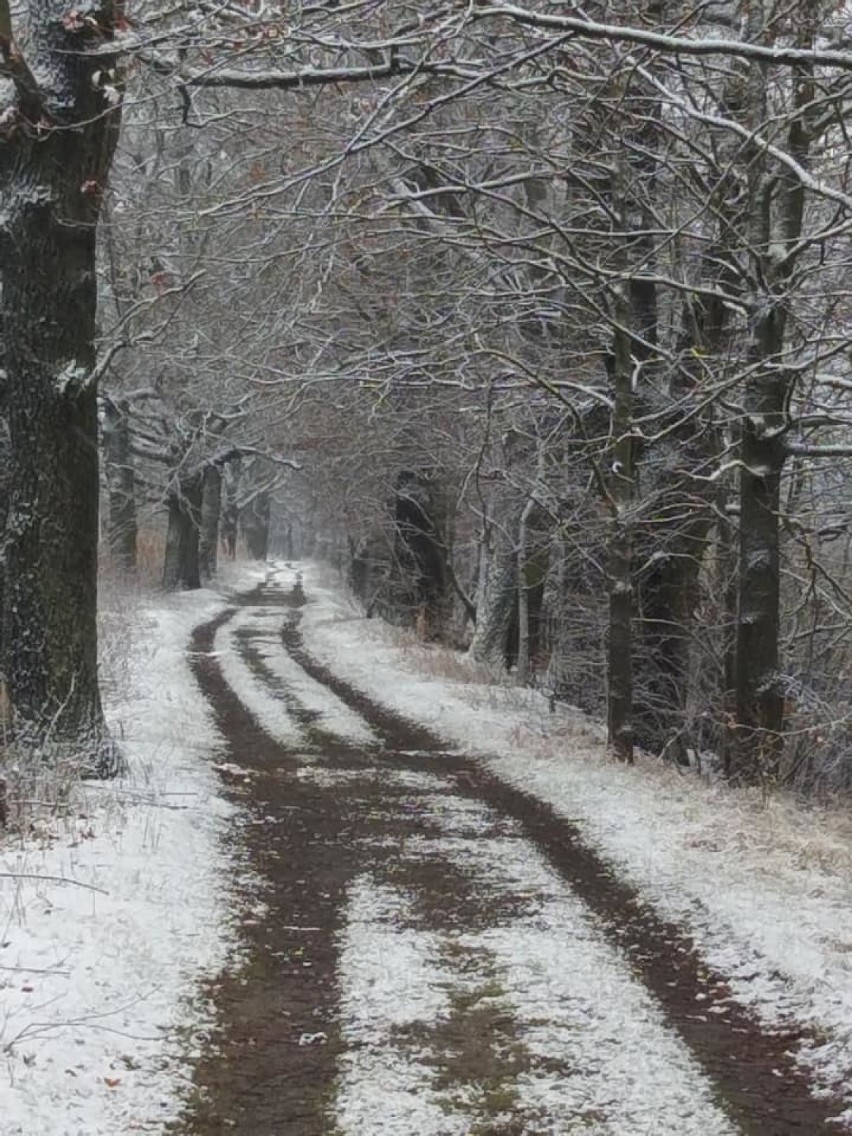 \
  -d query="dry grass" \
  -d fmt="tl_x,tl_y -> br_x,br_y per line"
0,547 -> 149,840
98,568 -> 144,709
136,526 -> 168,585
371,600 -> 852,882
0,744 -> 90,839
398,640 -> 502,687
509,716 -> 852,879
